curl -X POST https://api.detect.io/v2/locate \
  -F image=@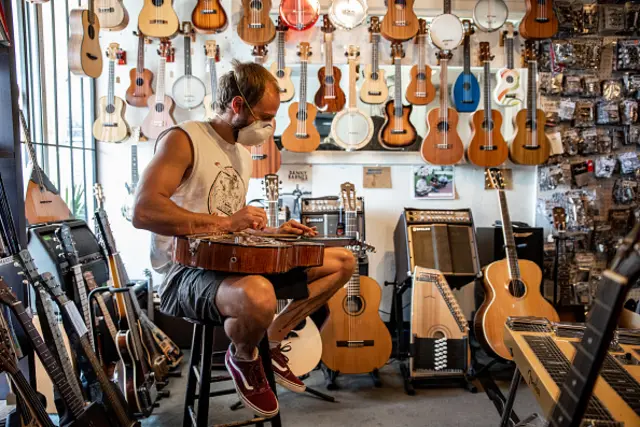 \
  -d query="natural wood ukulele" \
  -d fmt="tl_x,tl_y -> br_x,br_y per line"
380,0 -> 419,41
237,0 -> 276,46
68,0 -> 103,78
359,17 -> 388,105
519,0 -> 559,40
138,0 -> 179,38
405,19 -> 435,106
314,15 -> 346,113
125,31 -> 154,108
269,18 -> 295,102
